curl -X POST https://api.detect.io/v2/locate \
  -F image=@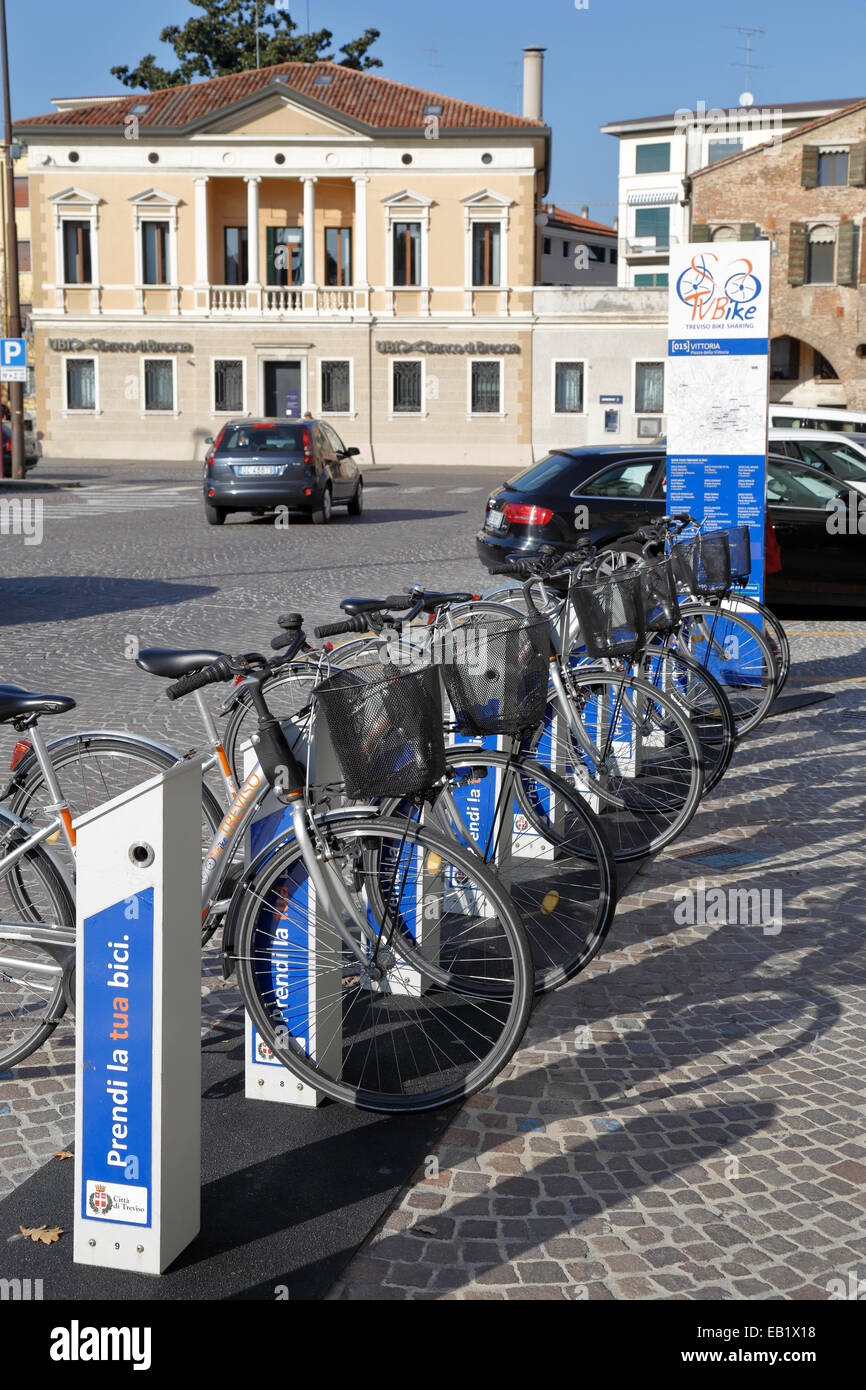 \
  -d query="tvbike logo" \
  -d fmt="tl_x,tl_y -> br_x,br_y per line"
675,252 -> 762,325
